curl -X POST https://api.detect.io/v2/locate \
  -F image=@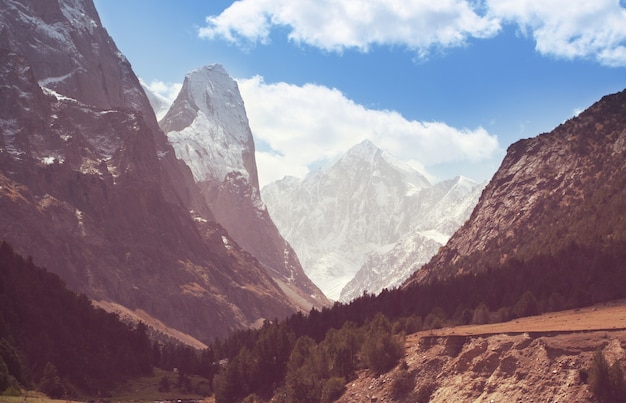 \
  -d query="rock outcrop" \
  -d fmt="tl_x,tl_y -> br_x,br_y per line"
159,65 -> 329,310
0,0 -> 315,342
338,330 -> 625,402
